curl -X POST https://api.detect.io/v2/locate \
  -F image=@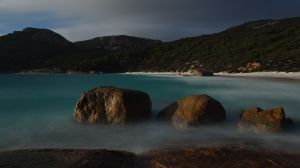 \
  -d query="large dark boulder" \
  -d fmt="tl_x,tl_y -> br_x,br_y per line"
238,107 -> 294,133
157,95 -> 226,128
74,86 -> 152,124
